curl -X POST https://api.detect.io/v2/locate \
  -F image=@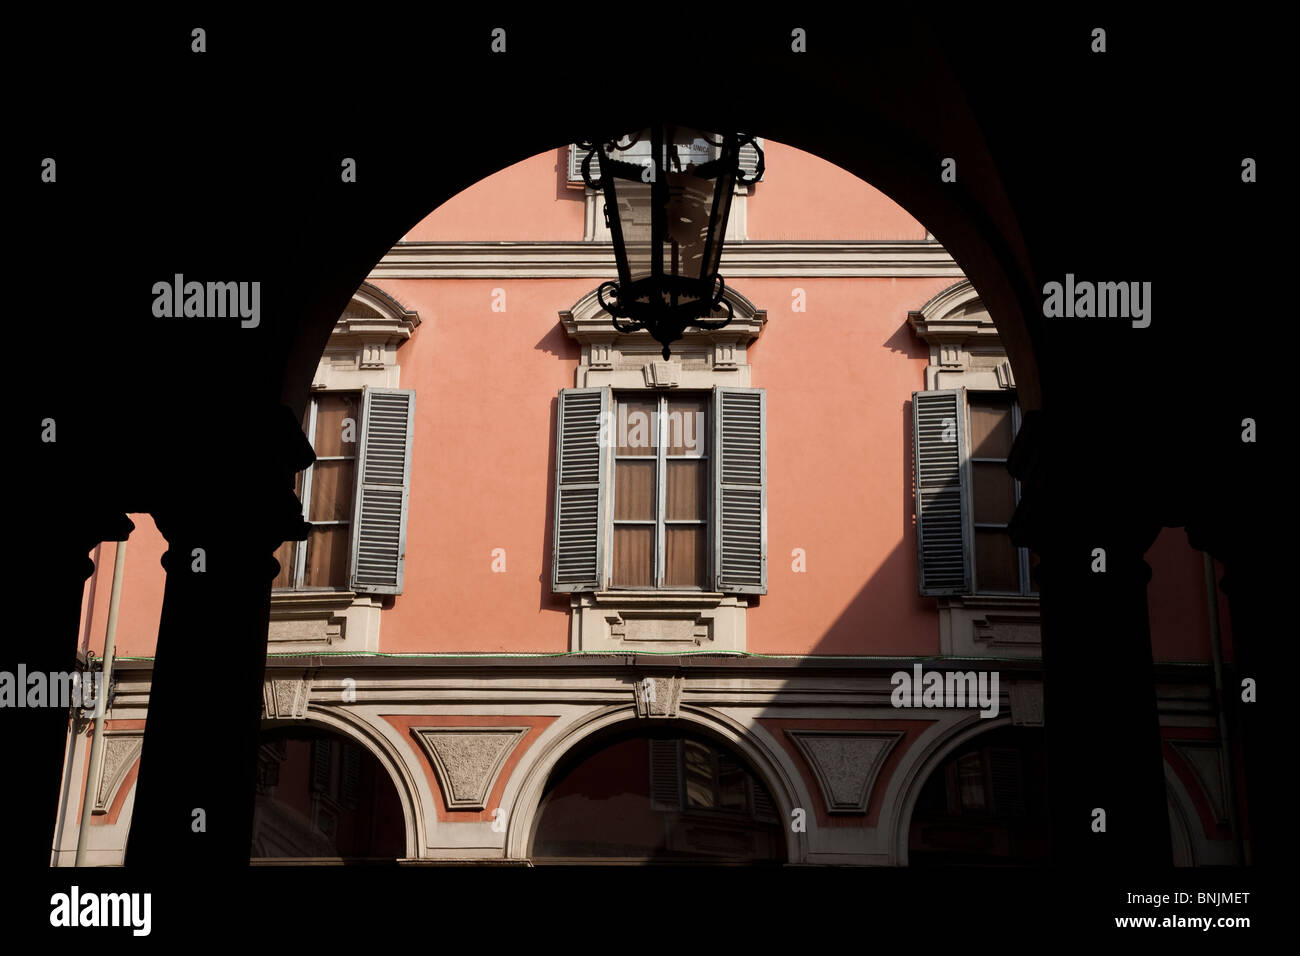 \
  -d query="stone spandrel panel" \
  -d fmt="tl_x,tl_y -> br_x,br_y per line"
788,730 -> 902,814
412,727 -> 529,811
